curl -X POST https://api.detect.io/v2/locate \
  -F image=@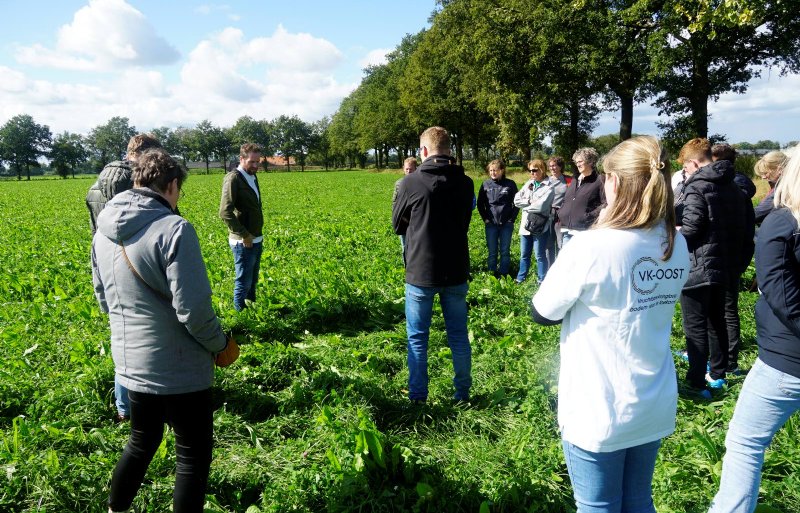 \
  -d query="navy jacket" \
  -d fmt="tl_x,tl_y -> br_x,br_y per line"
755,207 -> 800,378
477,177 -> 519,225
392,155 -> 474,287
675,160 -> 752,289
